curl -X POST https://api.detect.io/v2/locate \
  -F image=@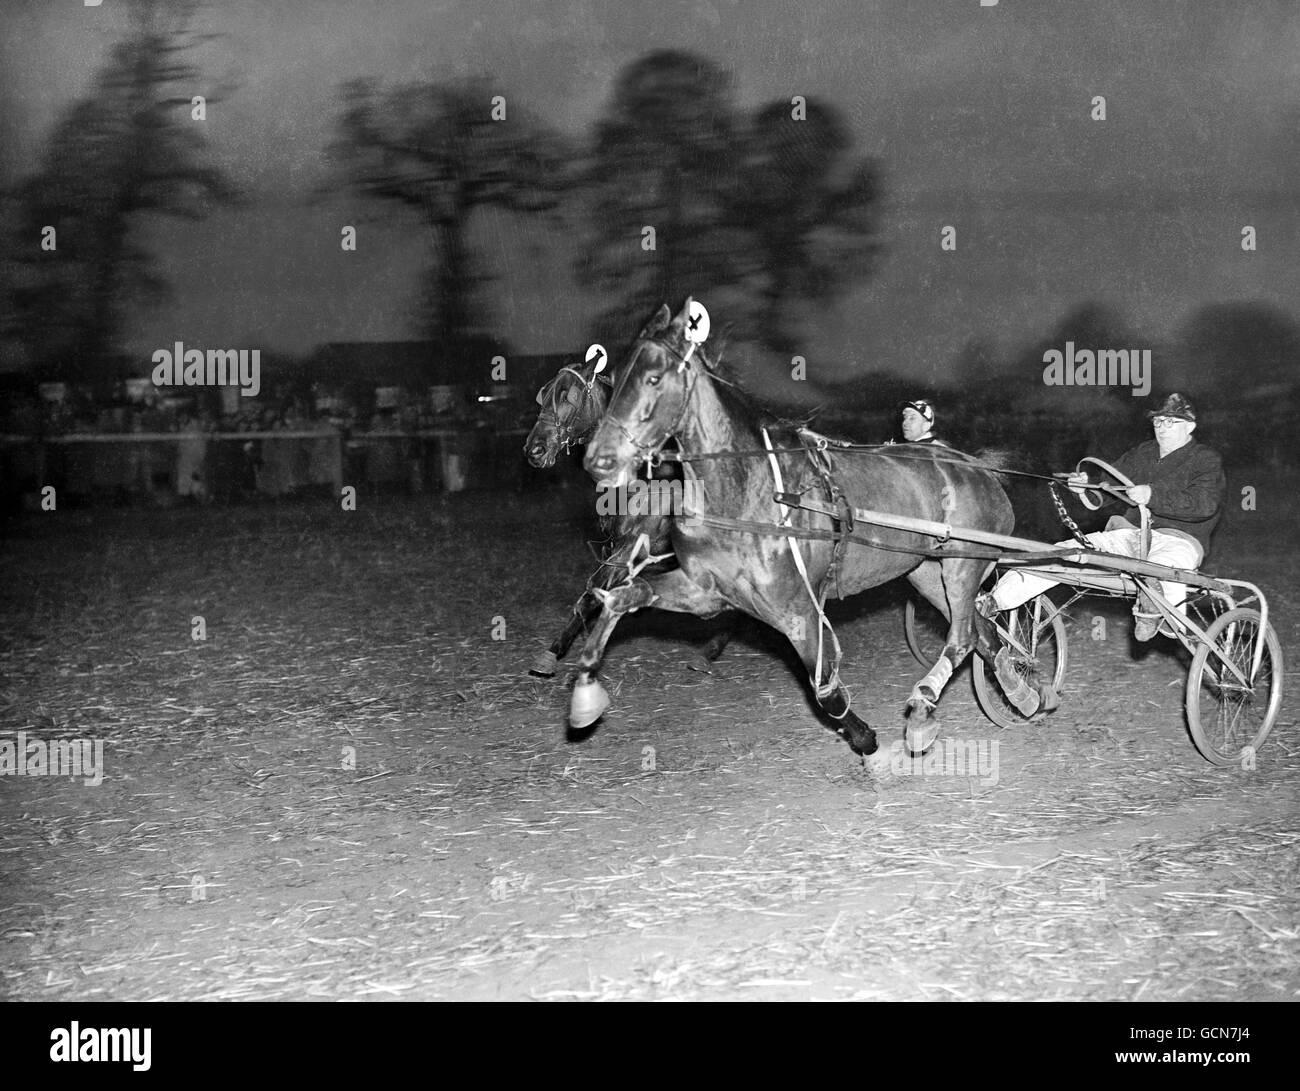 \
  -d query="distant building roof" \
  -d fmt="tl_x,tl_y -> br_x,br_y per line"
309,341 -> 574,391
